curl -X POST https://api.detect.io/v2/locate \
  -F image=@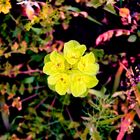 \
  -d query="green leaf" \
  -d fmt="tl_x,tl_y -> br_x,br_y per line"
10,116 -> 24,127
12,27 -> 21,38
30,54 -> 45,62
31,27 -> 42,35
23,77 -> 35,84
66,6 -> 81,12
11,84 -> 17,93
19,83 -> 25,95
66,6 -> 102,25
91,129 -> 102,140
103,4 -> 117,15
6,83 -> 10,94
28,84 -> 33,94
87,15 -> 102,25
68,121 -> 80,129
88,87 -> 106,98
86,0 -> 103,9
25,32 -> 30,43
106,0 -> 116,5
61,94 -> 70,105
92,49 -> 104,60
99,115 -> 124,125
128,35 -> 137,42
